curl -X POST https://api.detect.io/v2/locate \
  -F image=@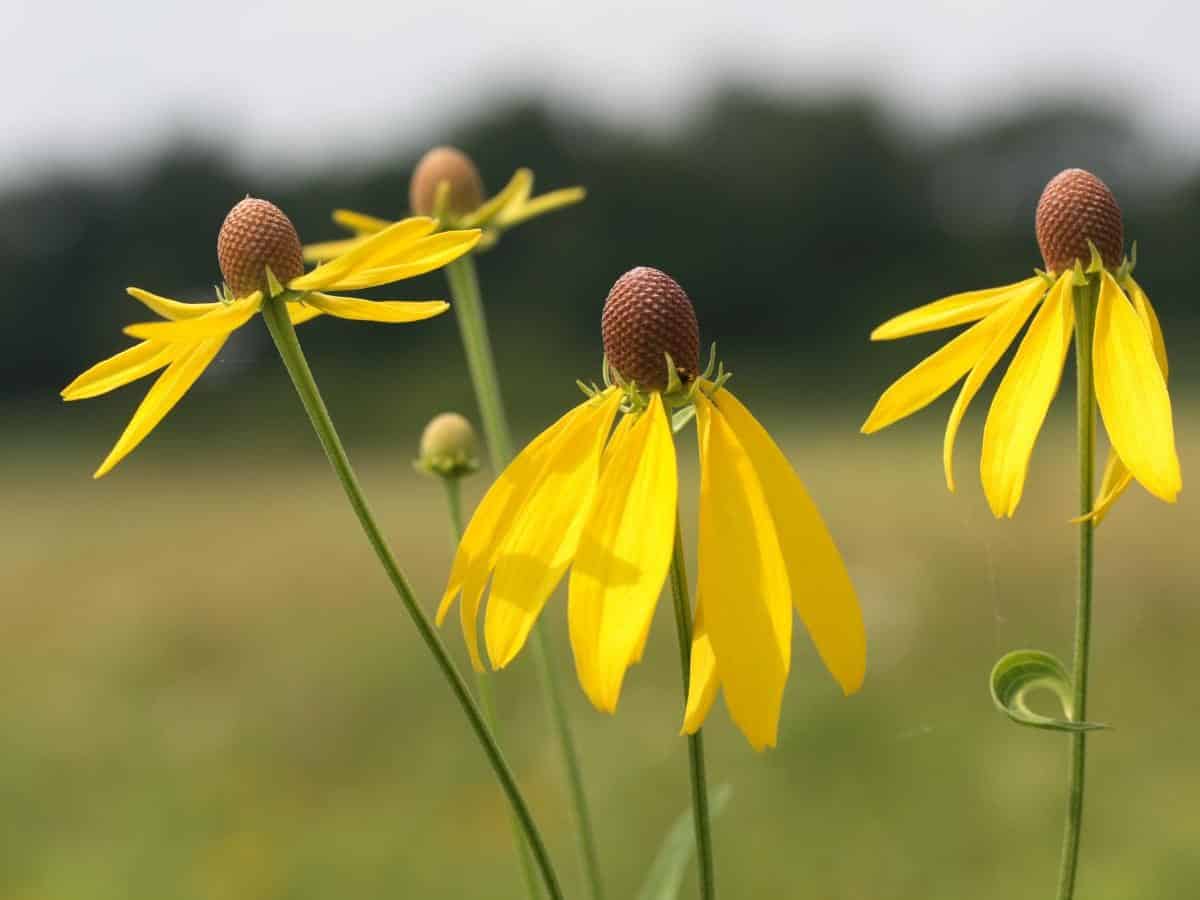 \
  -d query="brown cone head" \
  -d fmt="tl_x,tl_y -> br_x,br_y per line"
217,198 -> 305,298
601,267 -> 700,392
1035,169 -> 1124,273
409,146 -> 485,217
